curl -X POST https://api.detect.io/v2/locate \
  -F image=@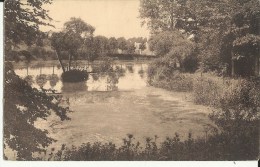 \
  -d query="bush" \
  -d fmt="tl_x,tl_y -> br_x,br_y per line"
193,74 -> 225,107
208,78 -> 260,159
61,70 -> 88,82
147,57 -> 193,92
50,130 -> 259,160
